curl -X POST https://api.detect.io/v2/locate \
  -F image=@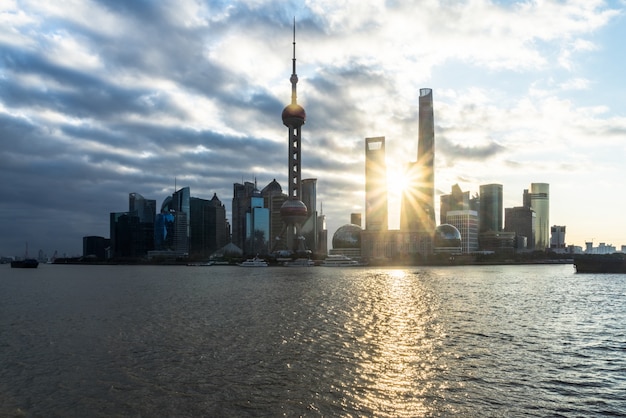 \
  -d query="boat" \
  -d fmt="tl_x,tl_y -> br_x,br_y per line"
283,258 -> 315,267
320,254 -> 366,267
239,257 -> 269,267
573,253 -> 626,273
186,261 -> 214,267
10,242 -> 39,268
11,258 -> 39,269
